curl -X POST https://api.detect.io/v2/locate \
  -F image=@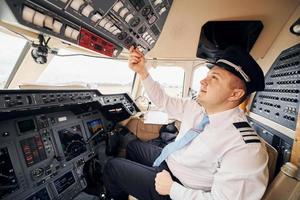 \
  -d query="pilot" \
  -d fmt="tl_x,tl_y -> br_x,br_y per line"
103,46 -> 269,200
